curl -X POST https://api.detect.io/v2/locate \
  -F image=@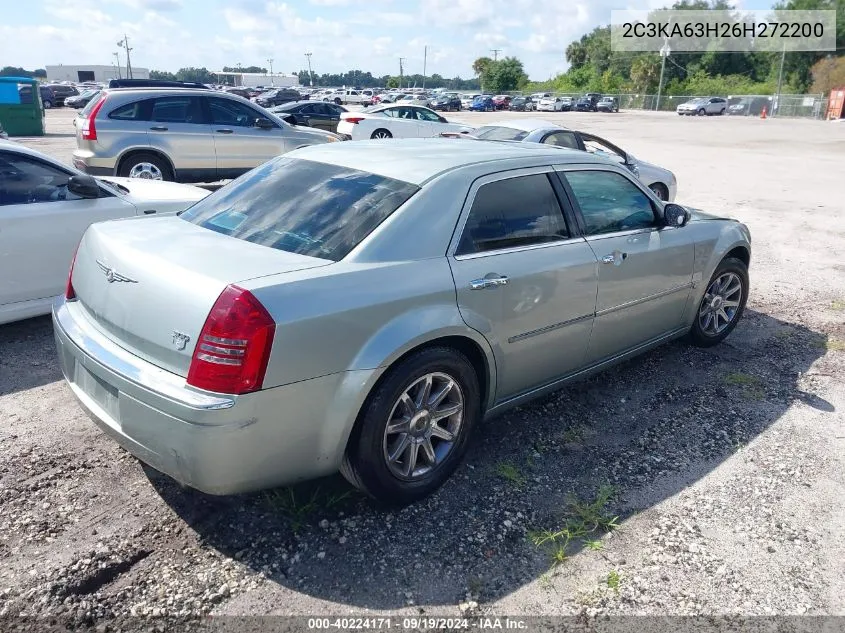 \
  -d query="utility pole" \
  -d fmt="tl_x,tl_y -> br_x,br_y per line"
399,57 -> 405,89
422,46 -> 427,90
112,52 -> 122,79
656,40 -> 669,111
267,58 -> 274,86
117,34 -> 133,79
305,52 -> 314,87
490,49 -> 501,61
774,42 -> 786,118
